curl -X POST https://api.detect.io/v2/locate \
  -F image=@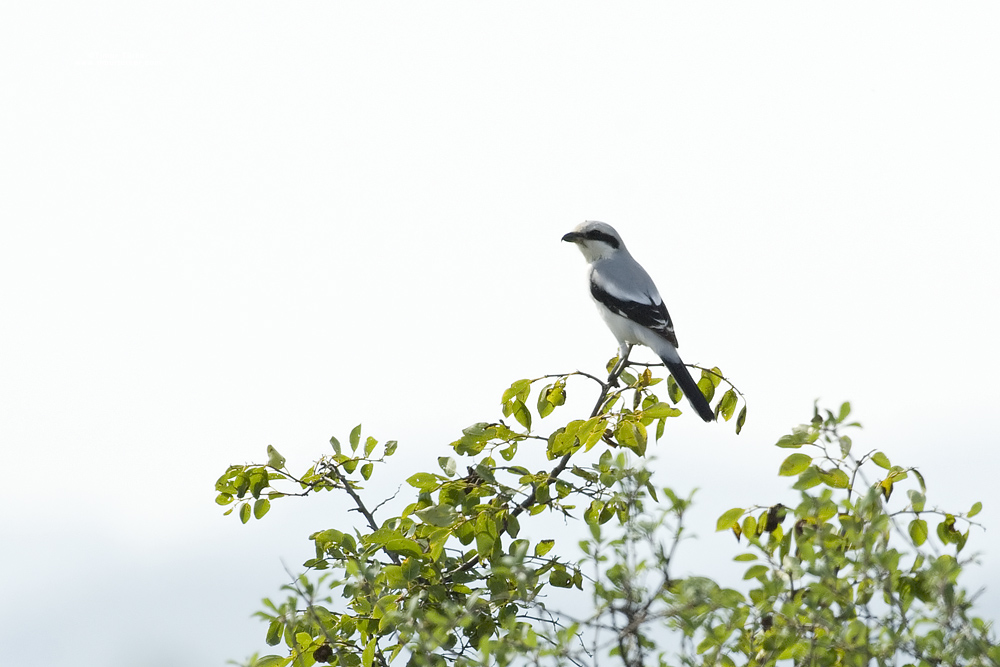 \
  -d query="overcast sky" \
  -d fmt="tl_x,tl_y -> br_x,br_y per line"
2,3 -> 999,666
